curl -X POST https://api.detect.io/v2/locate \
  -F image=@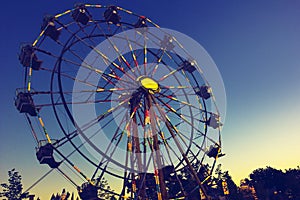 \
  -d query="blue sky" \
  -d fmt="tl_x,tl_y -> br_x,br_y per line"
1,0 -> 300,198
